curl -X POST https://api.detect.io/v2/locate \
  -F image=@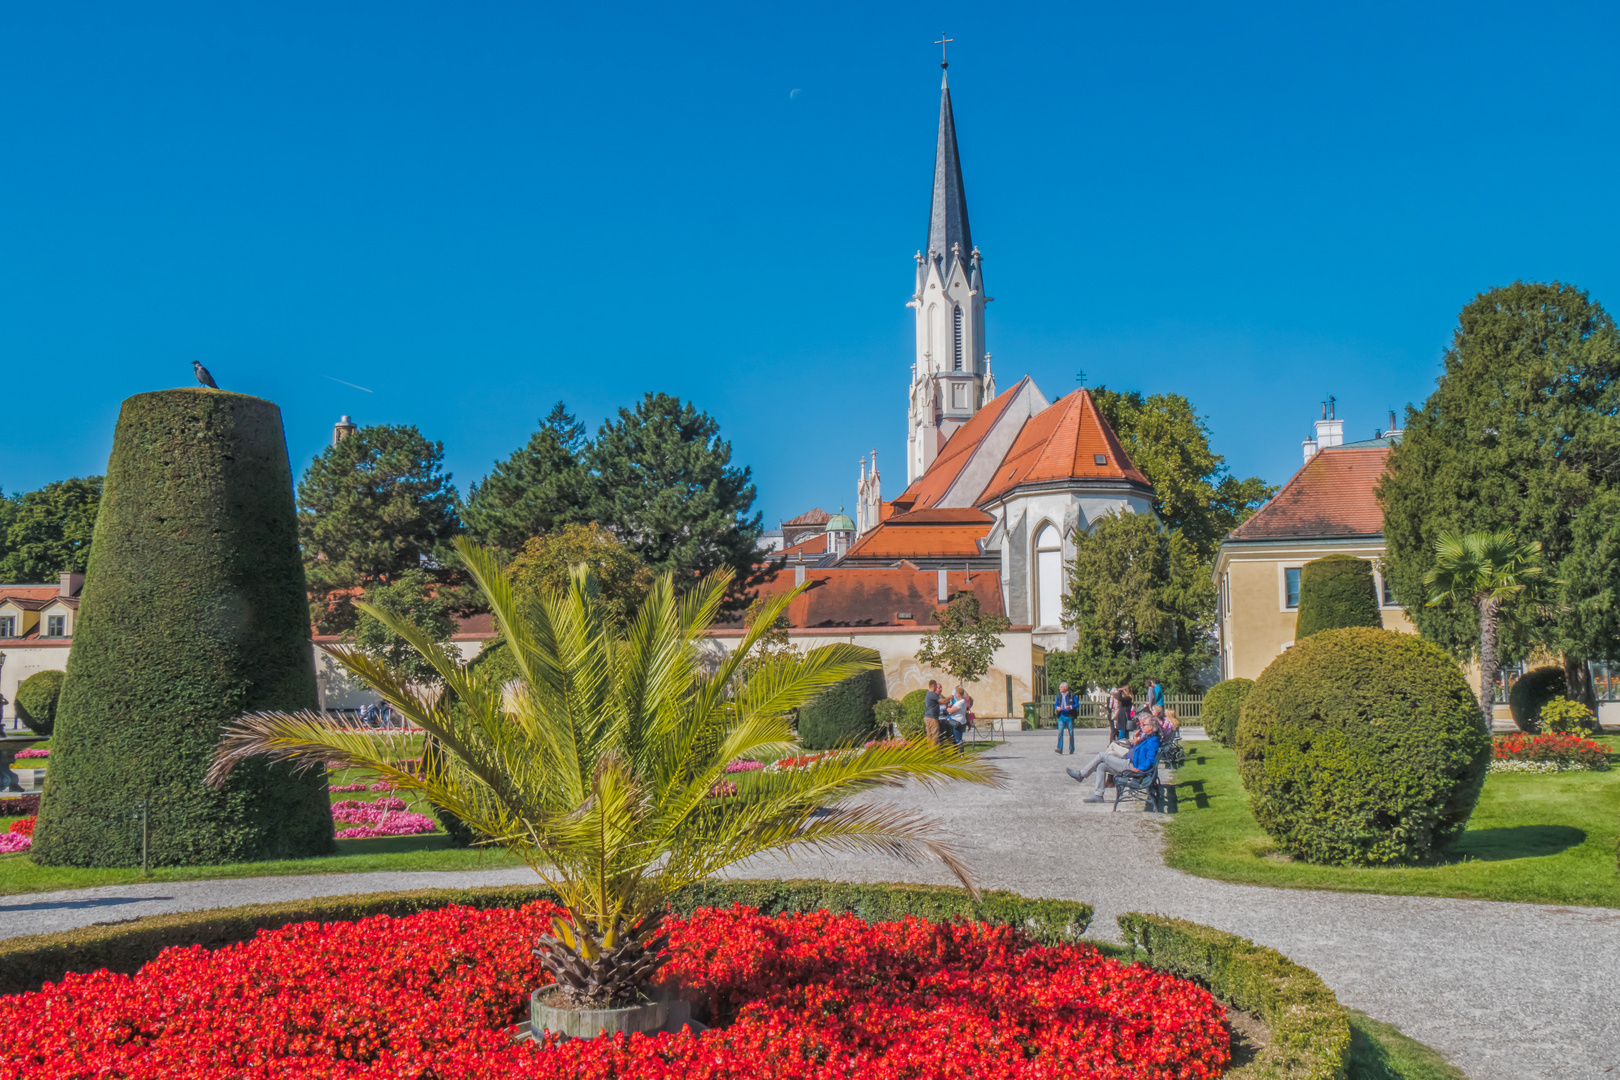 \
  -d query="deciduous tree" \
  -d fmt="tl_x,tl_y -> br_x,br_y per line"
1090,388 -> 1273,560
916,590 -> 1011,686
1377,281 -> 1620,707
508,522 -> 652,627
0,477 -> 102,582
